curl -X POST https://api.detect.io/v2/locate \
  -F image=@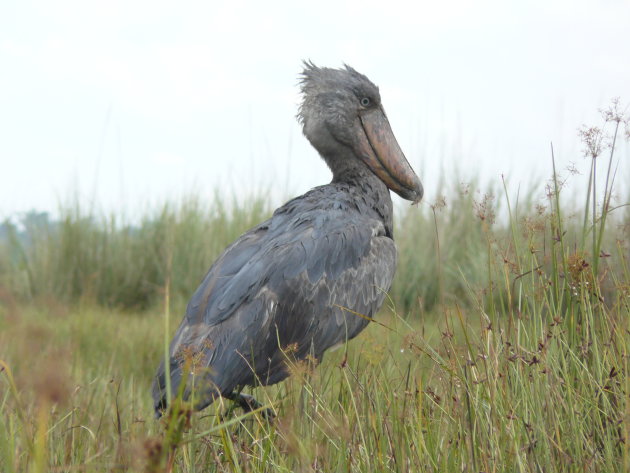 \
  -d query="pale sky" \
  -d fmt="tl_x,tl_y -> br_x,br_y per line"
1,0 -> 629,218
